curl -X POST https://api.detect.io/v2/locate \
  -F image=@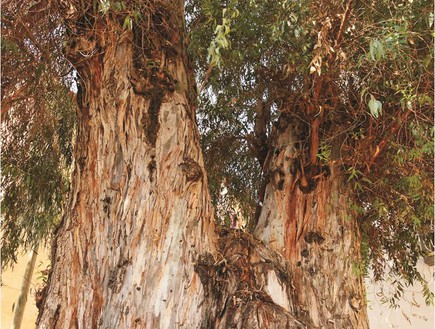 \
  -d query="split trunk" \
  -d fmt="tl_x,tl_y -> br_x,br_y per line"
38,2 -> 369,328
